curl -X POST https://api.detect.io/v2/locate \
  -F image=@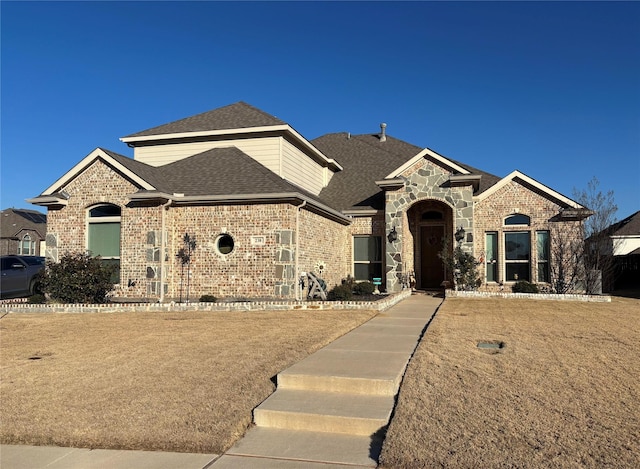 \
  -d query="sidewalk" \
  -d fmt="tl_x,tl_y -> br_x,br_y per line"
1,293 -> 442,469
